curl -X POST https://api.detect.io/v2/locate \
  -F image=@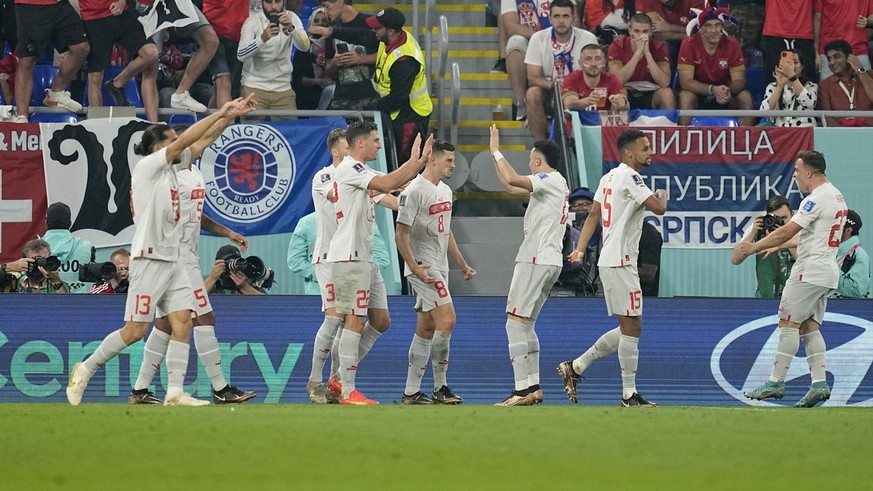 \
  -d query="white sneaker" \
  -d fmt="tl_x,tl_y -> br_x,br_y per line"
66,362 -> 91,406
164,391 -> 210,406
170,90 -> 207,113
13,115 -> 28,123
44,89 -> 83,112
